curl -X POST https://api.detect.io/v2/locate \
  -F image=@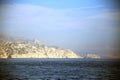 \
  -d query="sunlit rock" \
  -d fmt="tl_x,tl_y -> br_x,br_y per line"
0,39 -> 82,58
